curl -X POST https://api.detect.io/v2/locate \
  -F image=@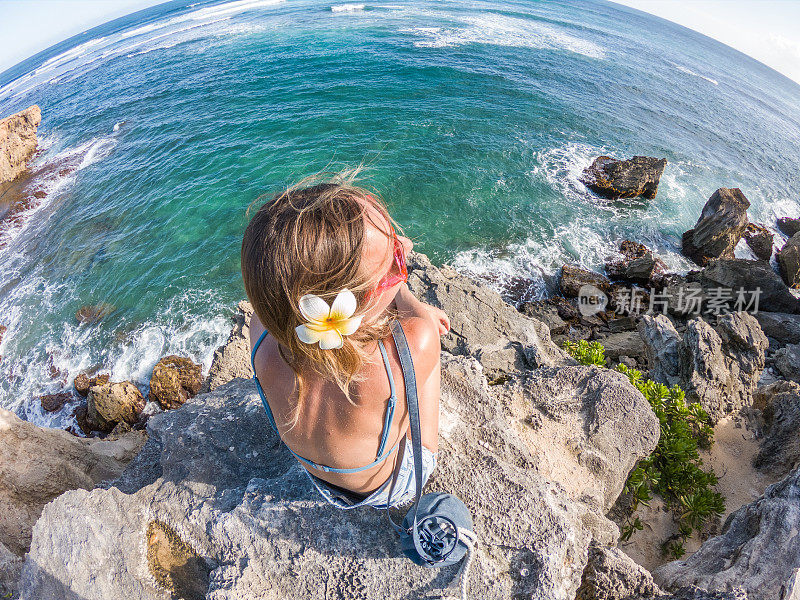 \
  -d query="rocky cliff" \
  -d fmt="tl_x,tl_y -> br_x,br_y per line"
0,106 -> 41,185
